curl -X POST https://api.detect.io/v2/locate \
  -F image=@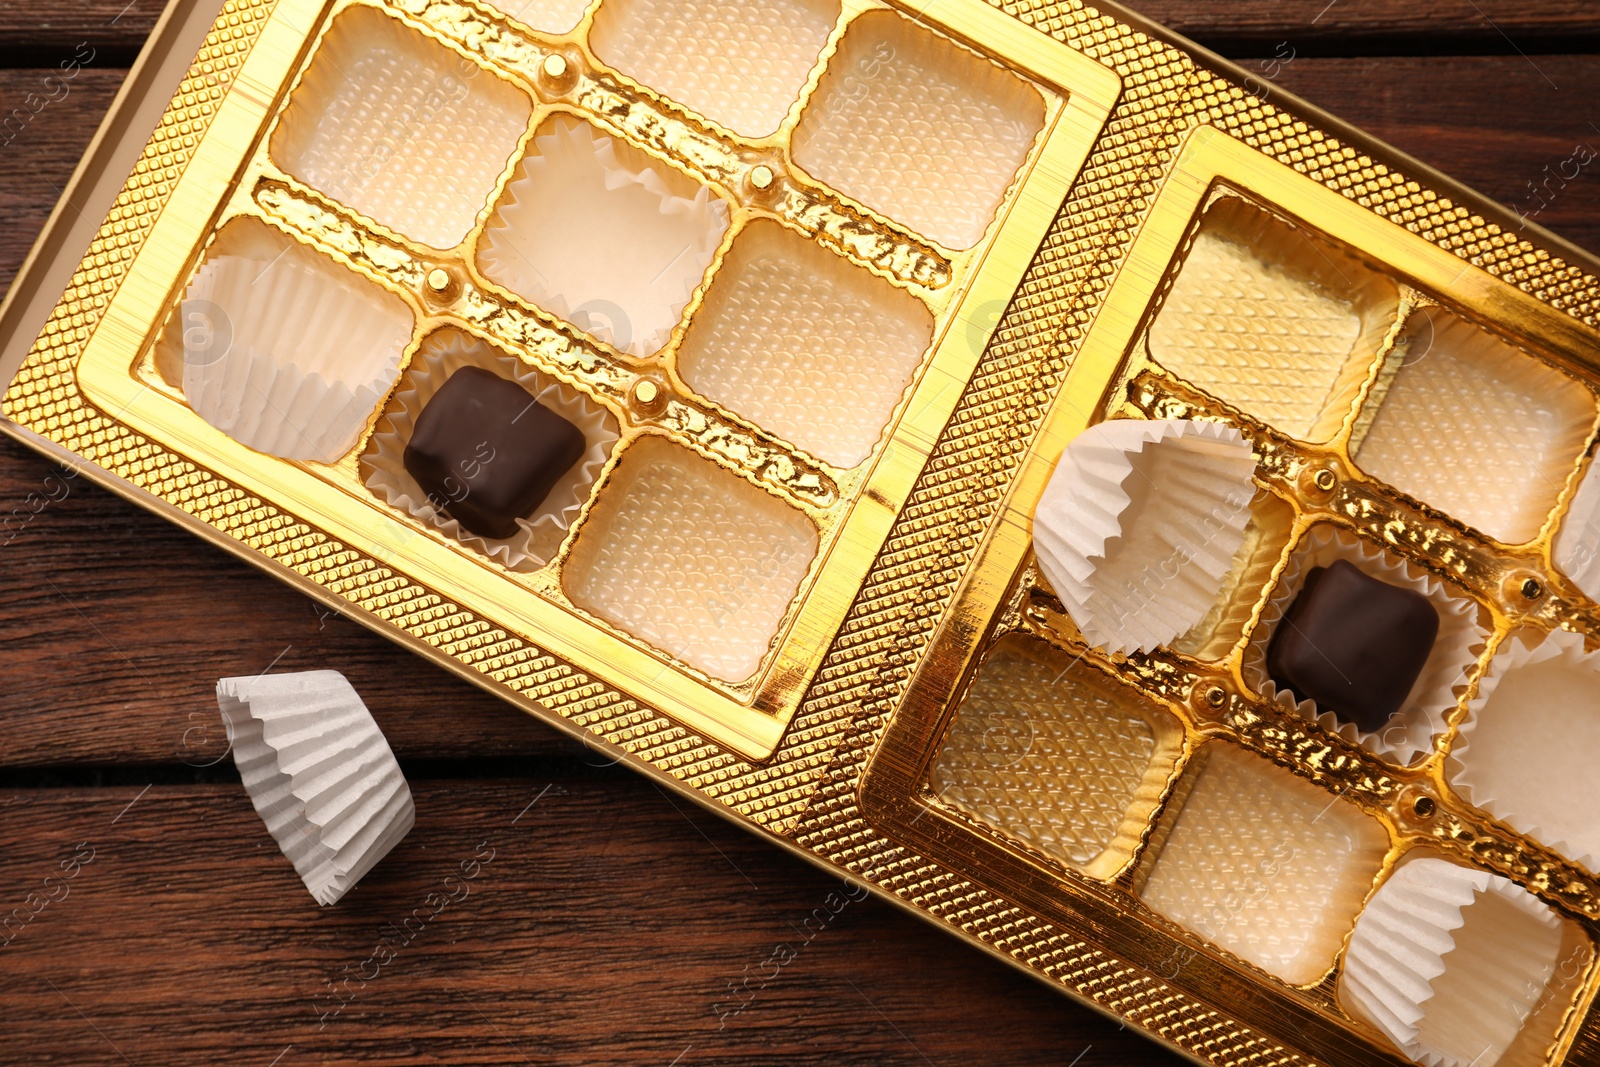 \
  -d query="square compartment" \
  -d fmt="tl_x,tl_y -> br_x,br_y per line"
590,0 -> 840,138
562,436 -> 819,683
1448,628 -> 1600,875
1352,305 -> 1596,545
360,328 -> 618,571
1242,525 -> 1487,766
1138,742 -> 1391,986
676,220 -> 934,468
478,115 -> 731,358
928,634 -> 1183,877
791,9 -> 1045,250
270,6 -> 534,251
489,0 -> 589,34
1147,196 -> 1400,443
